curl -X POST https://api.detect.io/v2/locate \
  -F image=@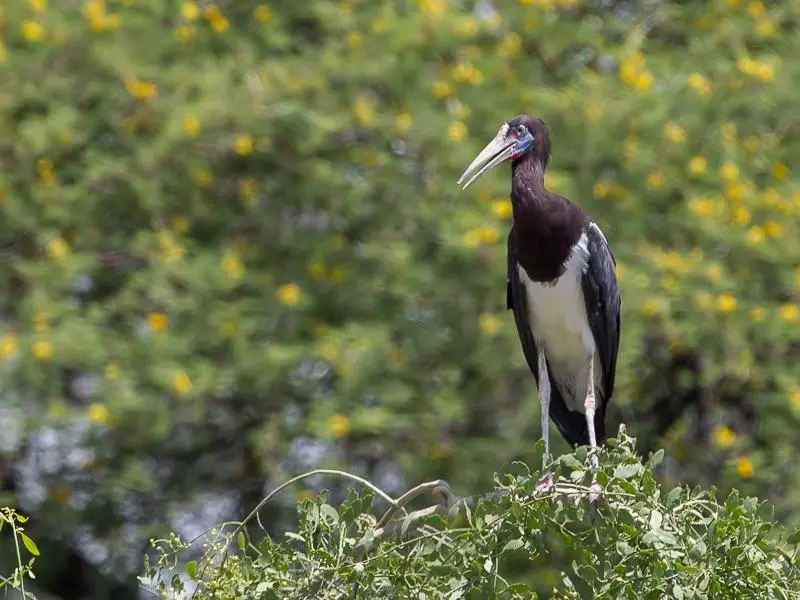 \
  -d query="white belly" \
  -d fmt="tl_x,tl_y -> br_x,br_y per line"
518,233 -> 601,412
